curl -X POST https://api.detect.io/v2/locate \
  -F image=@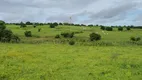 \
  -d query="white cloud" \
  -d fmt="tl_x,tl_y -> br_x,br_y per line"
0,0 -> 142,25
